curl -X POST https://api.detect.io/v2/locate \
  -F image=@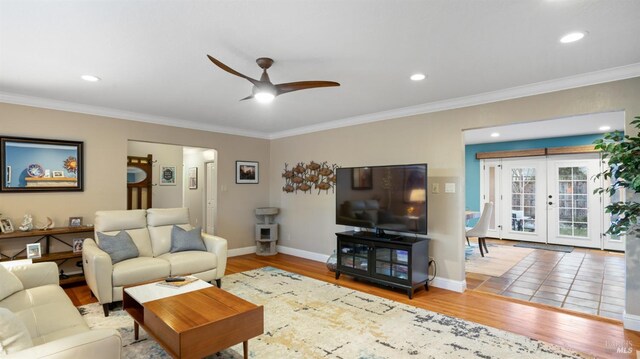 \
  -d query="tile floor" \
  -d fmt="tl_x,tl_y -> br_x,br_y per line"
469,240 -> 626,320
